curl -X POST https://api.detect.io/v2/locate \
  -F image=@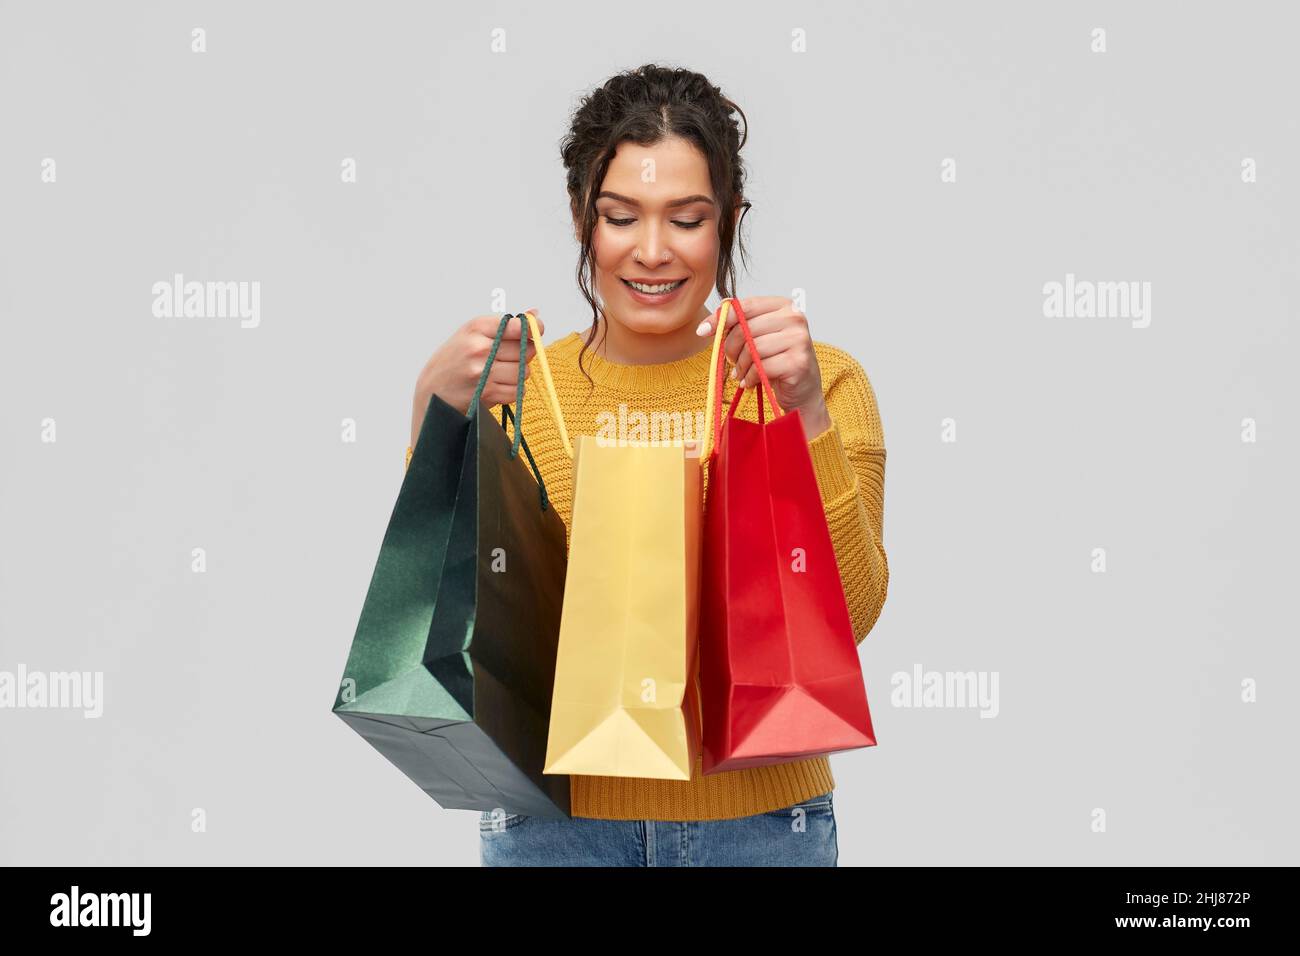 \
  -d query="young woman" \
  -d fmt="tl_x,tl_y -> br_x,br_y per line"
406,64 -> 889,866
